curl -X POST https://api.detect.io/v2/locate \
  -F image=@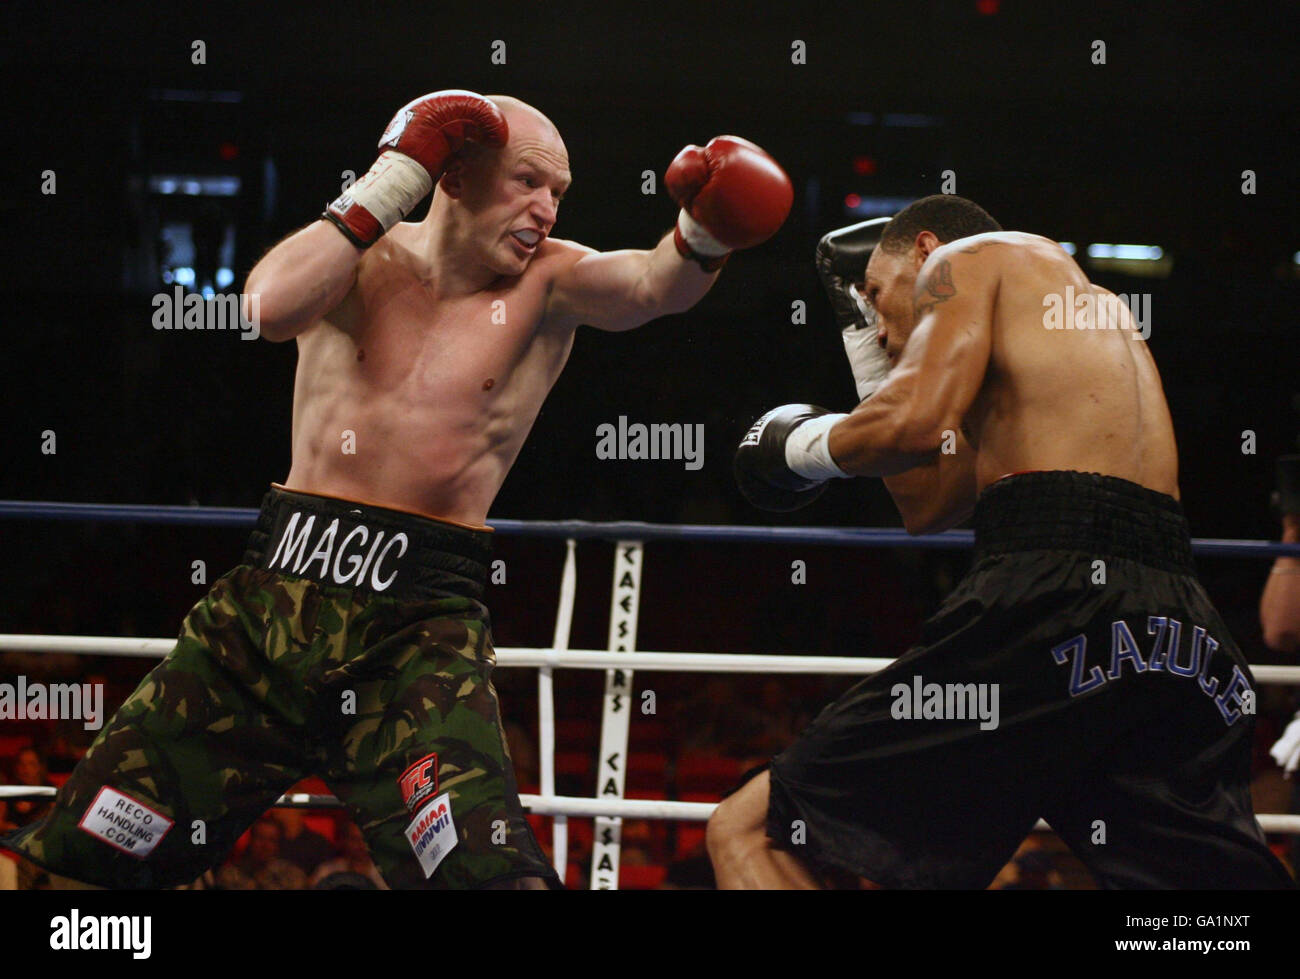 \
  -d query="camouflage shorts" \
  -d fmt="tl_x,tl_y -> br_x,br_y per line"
3,486 -> 559,889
